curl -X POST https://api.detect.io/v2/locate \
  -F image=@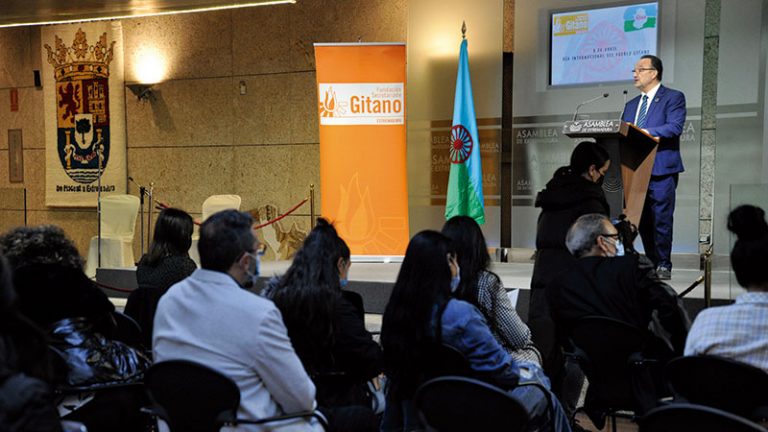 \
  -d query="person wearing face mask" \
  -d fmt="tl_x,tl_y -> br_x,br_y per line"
264,218 -> 381,428
527,141 -> 611,428
381,231 -> 572,432
442,216 -> 540,365
547,213 -> 689,359
547,214 -> 689,424
153,210 -> 325,431
530,141 -> 611,328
